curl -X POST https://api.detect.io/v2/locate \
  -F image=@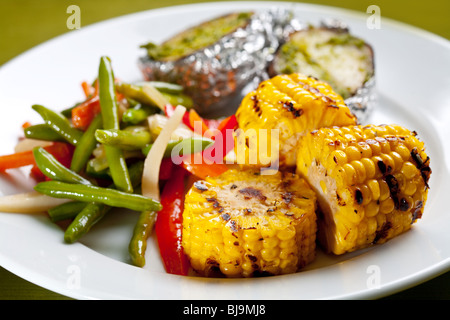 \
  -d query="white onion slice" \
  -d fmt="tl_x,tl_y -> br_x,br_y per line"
141,105 -> 186,201
0,191 -> 72,214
